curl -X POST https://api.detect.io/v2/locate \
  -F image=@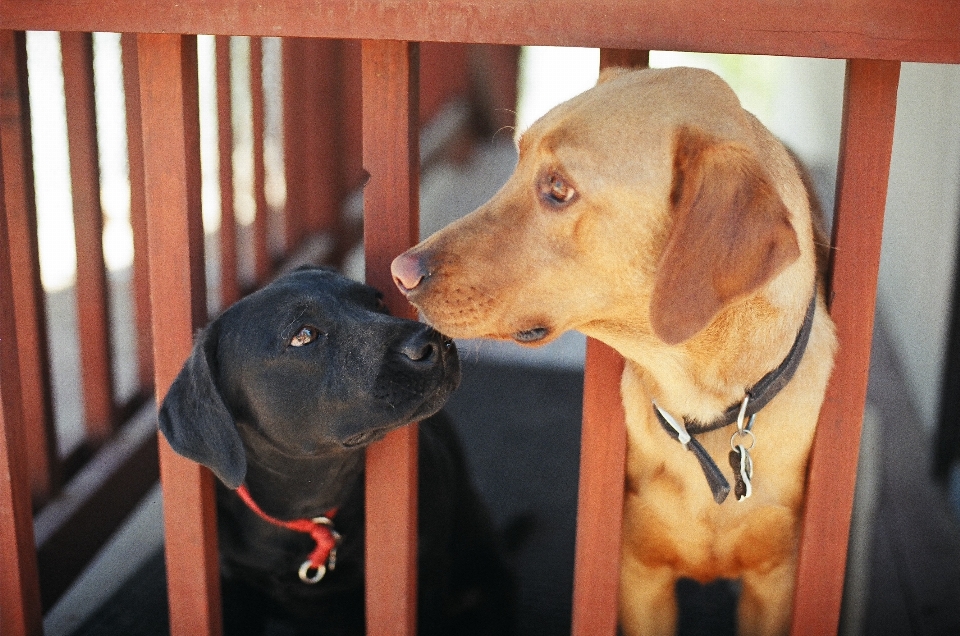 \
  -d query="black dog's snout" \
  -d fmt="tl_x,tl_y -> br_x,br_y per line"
399,326 -> 443,364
